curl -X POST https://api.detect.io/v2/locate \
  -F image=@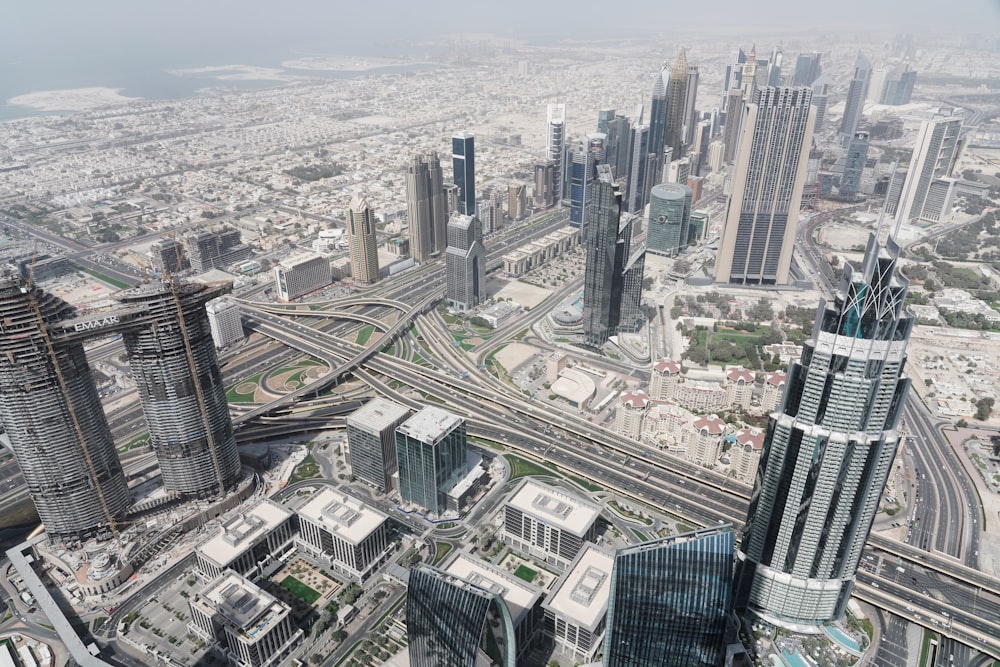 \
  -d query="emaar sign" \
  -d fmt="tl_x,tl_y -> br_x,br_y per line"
73,315 -> 120,332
